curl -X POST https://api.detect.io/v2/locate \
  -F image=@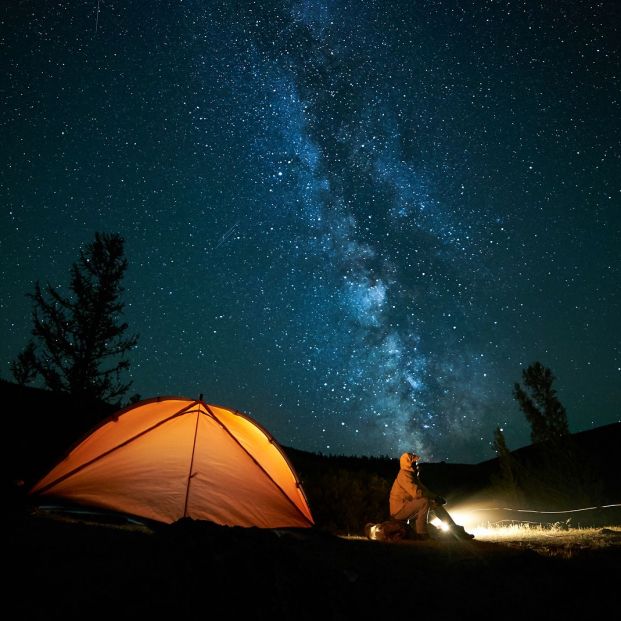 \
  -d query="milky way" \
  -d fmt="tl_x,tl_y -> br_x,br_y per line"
2,1 -> 619,462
